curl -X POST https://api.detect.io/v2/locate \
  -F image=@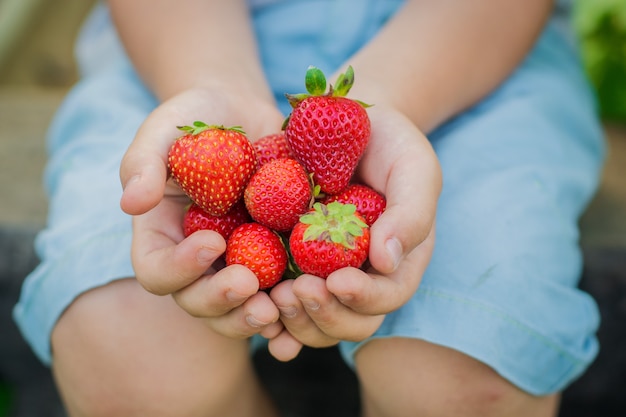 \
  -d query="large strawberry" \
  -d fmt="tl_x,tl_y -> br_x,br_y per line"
253,132 -> 294,167
289,201 -> 370,278
183,200 -> 251,241
226,223 -> 288,289
284,66 -> 371,195
244,158 -> 313,232
321,183 -> 386,226
168,122 -> 257,216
